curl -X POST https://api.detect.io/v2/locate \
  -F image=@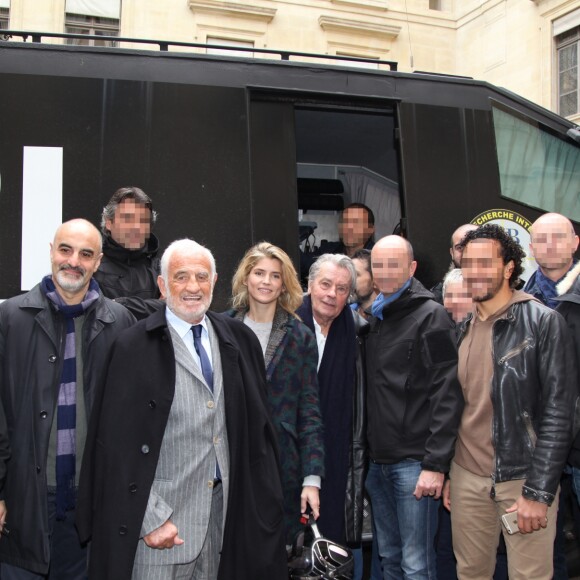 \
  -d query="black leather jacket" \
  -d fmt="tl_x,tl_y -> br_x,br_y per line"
458,297 -> 577,505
